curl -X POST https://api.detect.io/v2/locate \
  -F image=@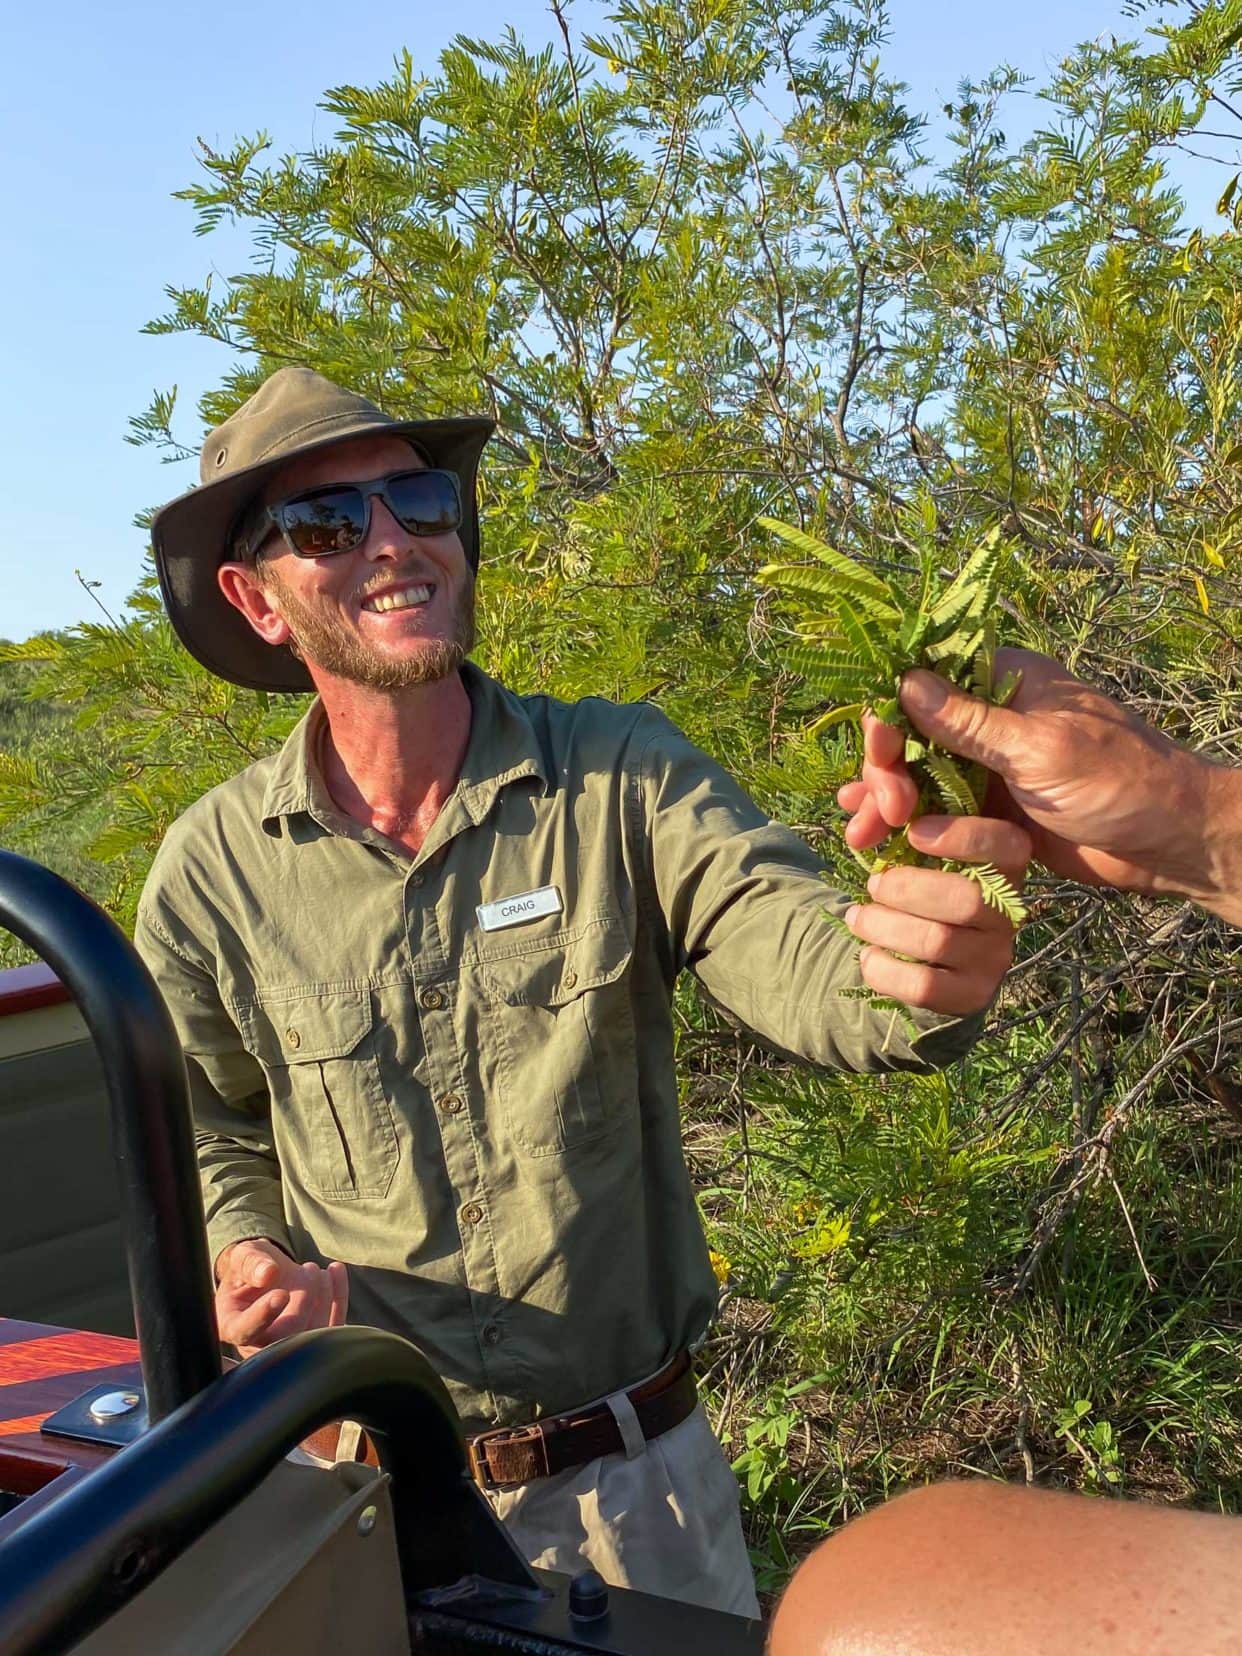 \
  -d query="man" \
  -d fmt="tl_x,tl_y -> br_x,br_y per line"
770,648 -> 1242,1652
135,366 -> 1027,1617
